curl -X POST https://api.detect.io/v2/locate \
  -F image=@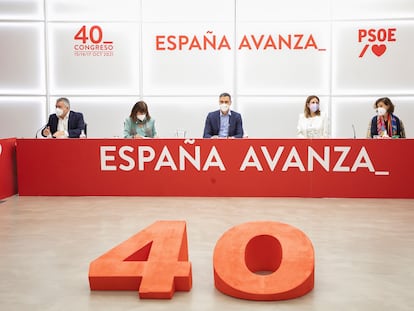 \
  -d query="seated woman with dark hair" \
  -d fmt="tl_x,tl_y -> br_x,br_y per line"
123,100 -> 158,138
367,97 -> 405,138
